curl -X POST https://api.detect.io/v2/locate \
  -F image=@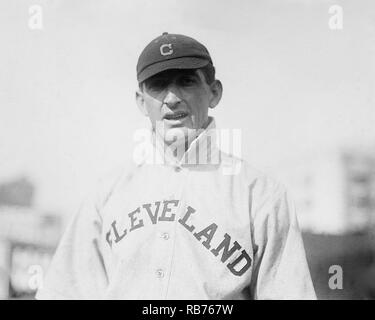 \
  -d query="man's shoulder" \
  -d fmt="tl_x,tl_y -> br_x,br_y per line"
220,151 -> 288,202
92,160 -> 140,208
